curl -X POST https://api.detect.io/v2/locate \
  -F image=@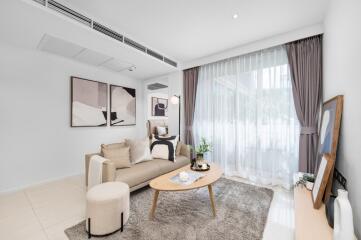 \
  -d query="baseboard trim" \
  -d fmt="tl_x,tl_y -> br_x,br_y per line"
0,172 -> 85,194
